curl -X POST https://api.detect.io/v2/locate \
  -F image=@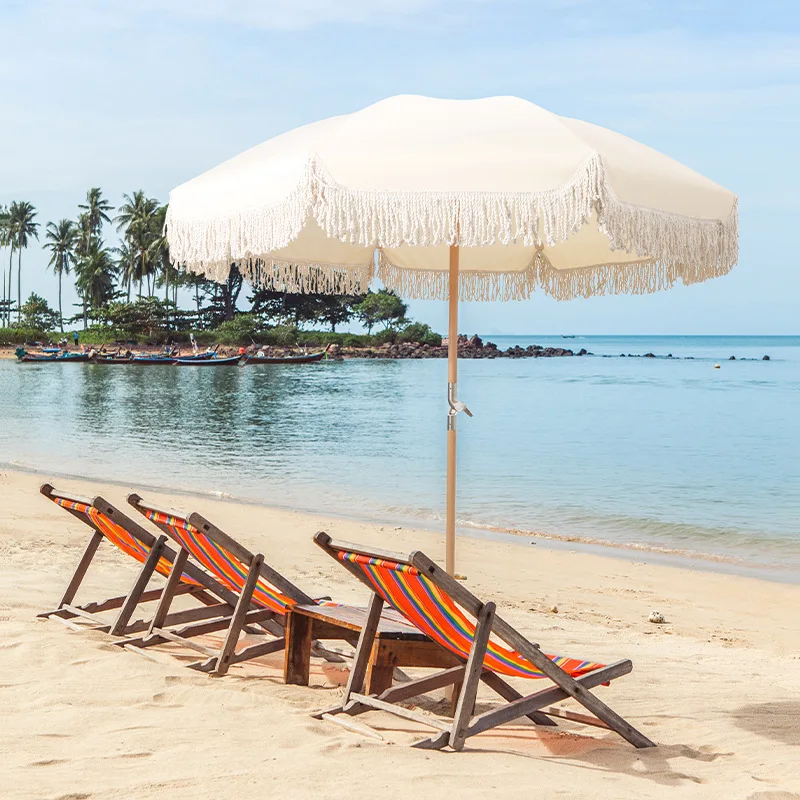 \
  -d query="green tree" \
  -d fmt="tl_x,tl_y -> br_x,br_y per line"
44,219 -> 77,331
75,241 -> 116,314
20,292 -> 59,331
9,201 -> 39,324
115,191 -> 158,297
355,289 -> 407,332
78,187 -> 112,240
0,205 -> 10,326
113,240 -> 136,302
148,204 -> 175,305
